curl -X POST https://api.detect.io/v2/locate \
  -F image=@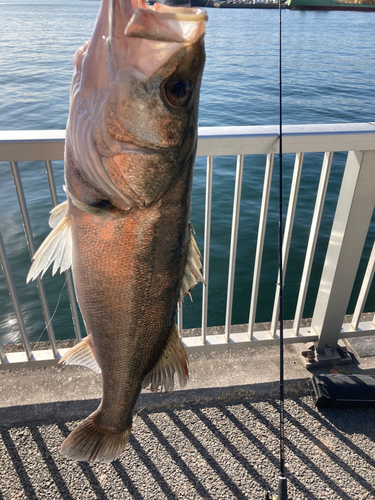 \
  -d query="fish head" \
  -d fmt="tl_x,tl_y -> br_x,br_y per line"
66,0 -> 207,210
